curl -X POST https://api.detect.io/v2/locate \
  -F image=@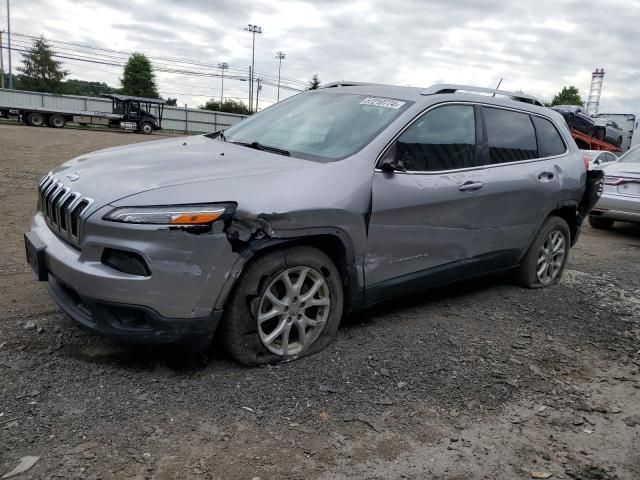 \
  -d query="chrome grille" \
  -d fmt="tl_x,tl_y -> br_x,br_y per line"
37,173 -> 94,244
